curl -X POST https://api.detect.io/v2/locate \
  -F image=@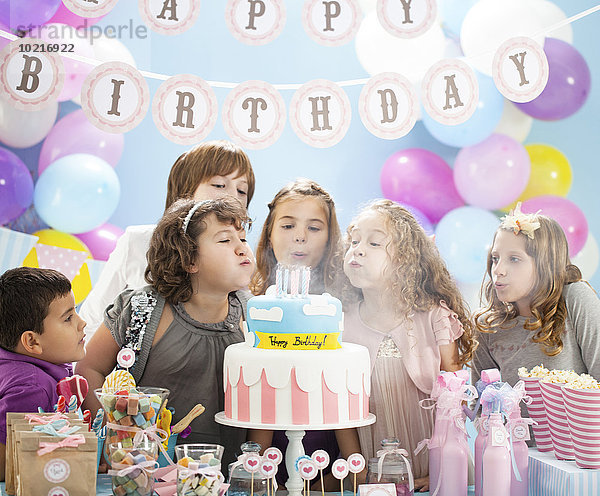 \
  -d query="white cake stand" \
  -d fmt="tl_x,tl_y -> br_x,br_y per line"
215,412 -> 376,496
